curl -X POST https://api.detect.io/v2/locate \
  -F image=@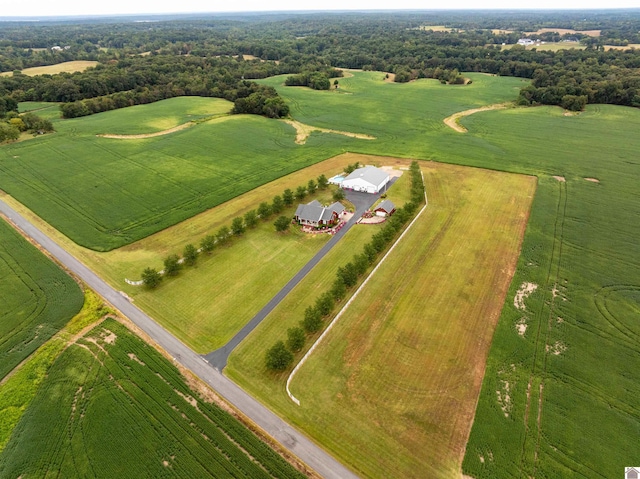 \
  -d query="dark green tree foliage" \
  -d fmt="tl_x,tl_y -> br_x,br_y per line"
200,234 -> 216,254
244,210 -> 258,229
353,253 -> 370,277
0,123 -> 19,142
330,277 -> 347,302
231,217 -> 245,236
0,96 -> 18,117
163,254 -> 181,277
257,202 -> 272,219
274,216 -> 291,232
282,189 -> 294,206
344,162 -> 360,174
317,174 -> 329,189
337,263 -> 358,288
183,243 -> 198,266
302,306 -> 323,333
232,88 -> 289,119
332,189 -> 345,202
295,186 -> 307,200
307,179 -> 317,194
286,327 -> 306,353
265,341 -> 294,371
141,267 -> 161,289
315,292 -> 334,317
20,112 -> 53,132
284,68 -> 341,90
271,195 -> 284,214
217,226 -> 231,245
